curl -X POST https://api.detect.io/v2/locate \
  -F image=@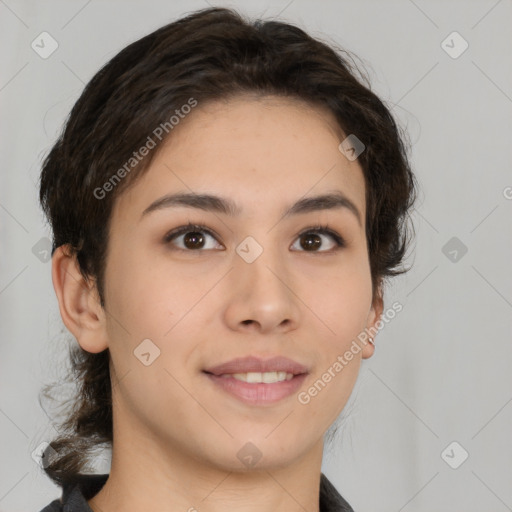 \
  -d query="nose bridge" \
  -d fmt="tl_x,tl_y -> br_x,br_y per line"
234,230 -> 287,290
224,230 -> 300,331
